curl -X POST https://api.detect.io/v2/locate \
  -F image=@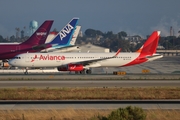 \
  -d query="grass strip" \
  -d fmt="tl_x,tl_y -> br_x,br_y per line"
0,87 -> 179,100
0,109 -> 179,120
